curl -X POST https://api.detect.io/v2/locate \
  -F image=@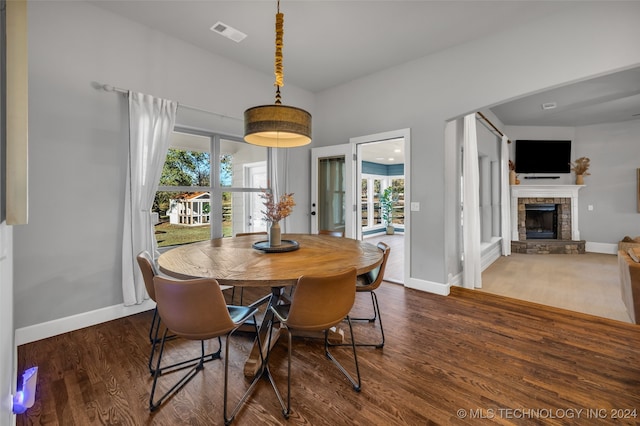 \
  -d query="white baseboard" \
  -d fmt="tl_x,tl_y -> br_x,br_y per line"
586,242 -> 617,255
449,272 -> 462,287
405,276 -> 450,296
481,243 -> 502,272
15,299 -> 156,346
